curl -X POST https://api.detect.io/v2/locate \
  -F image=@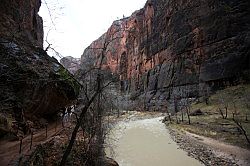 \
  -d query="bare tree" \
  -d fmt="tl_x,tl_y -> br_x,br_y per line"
218,97 -> 228,119
59,27 -> 123,165
232,101 -> 238,120
185,104 -> 191,125
233,118 -> 250,145
41,0 -> 66,59
44,28 -> 64,59
180,108 -> 184,122
218,108 -> 227,119
173,96 -> 180,124
59,80 -> 114,165
182,89 -> 192,125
